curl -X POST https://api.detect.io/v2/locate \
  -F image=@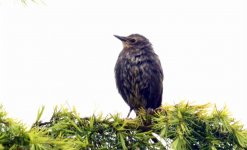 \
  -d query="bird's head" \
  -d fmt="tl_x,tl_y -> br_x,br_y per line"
114,34 -> 152,50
